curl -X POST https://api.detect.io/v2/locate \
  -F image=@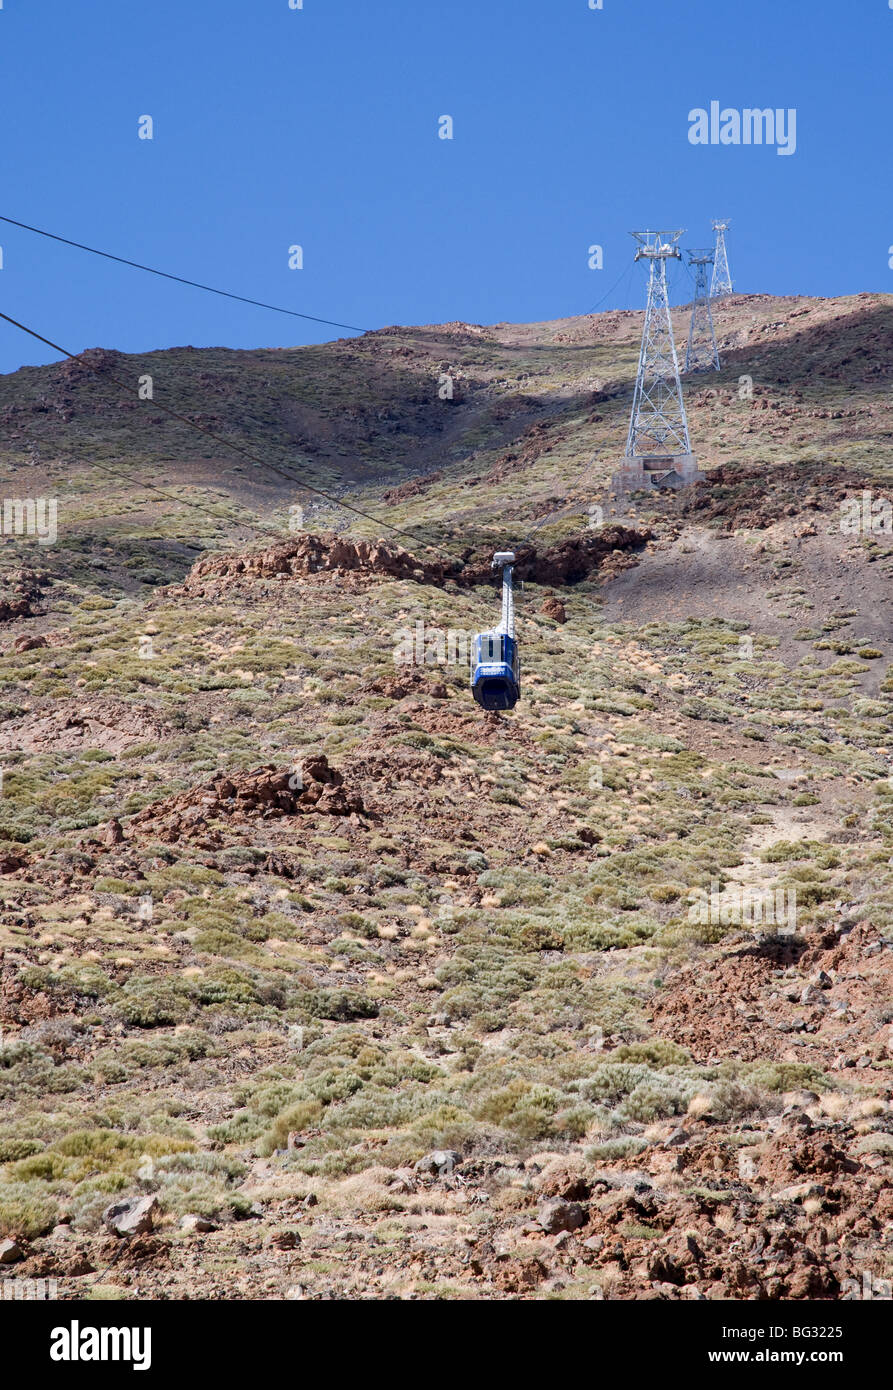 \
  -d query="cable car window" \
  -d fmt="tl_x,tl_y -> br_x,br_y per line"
479,635 -> 501,662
